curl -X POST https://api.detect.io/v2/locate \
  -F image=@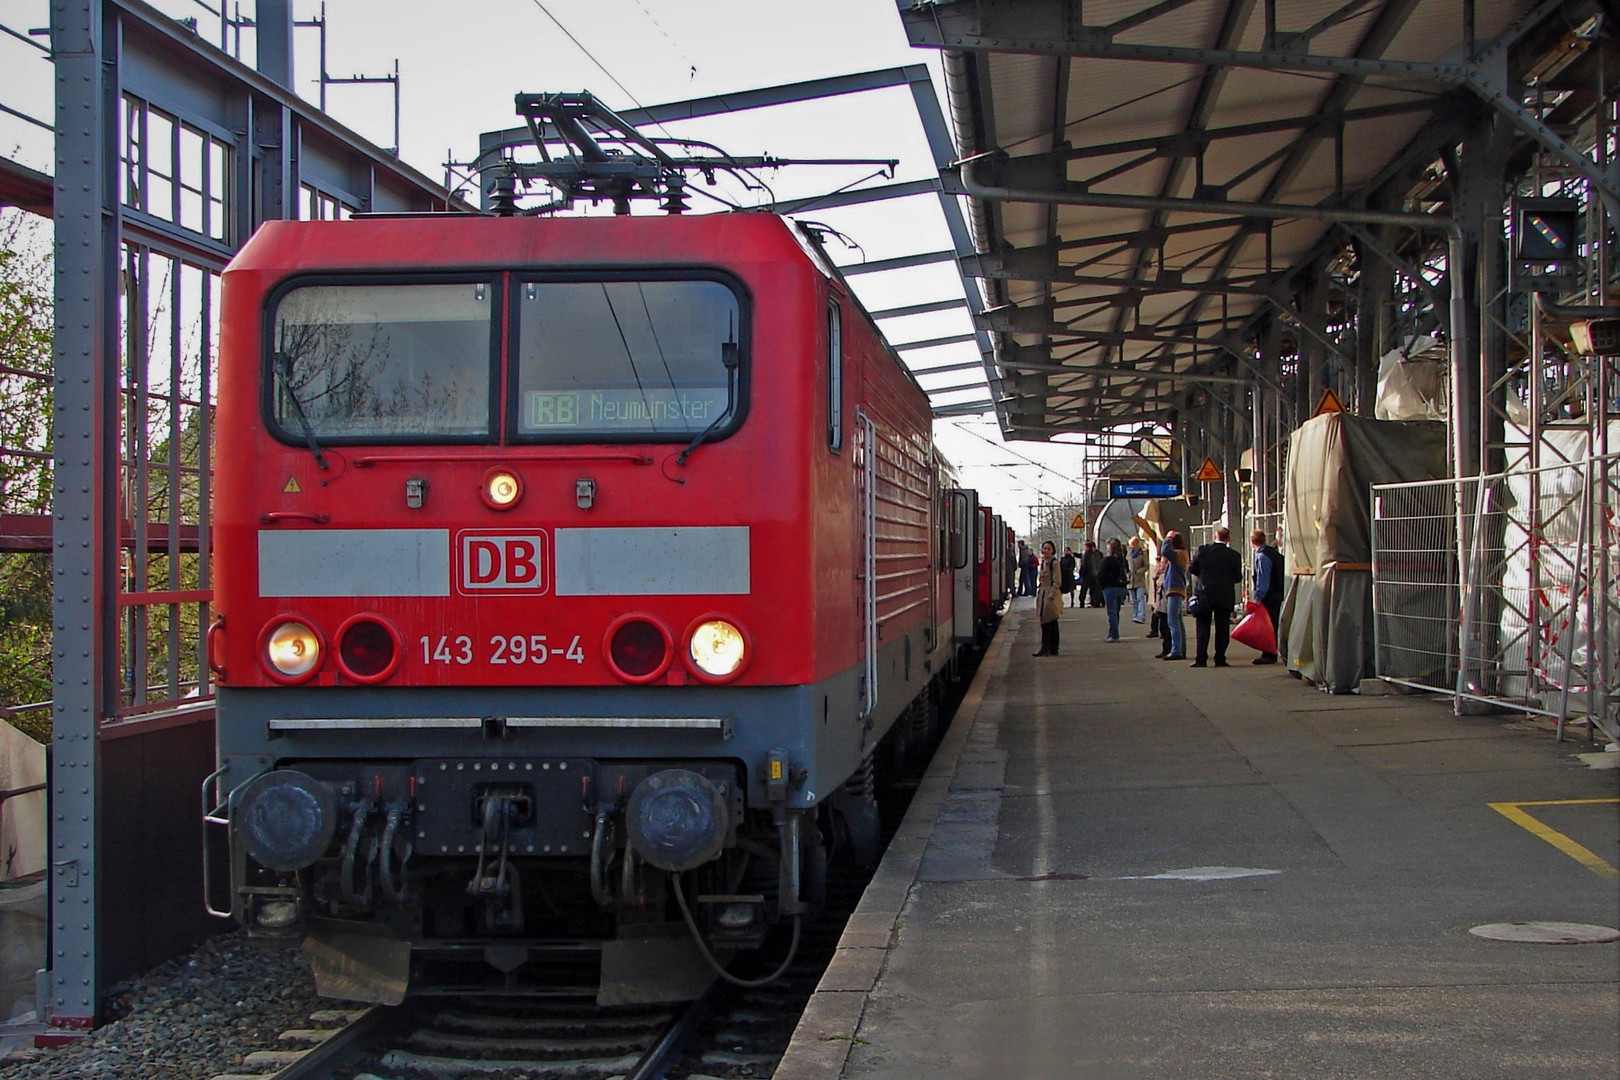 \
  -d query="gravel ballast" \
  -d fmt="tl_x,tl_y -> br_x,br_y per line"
3,931 -> 325,1079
